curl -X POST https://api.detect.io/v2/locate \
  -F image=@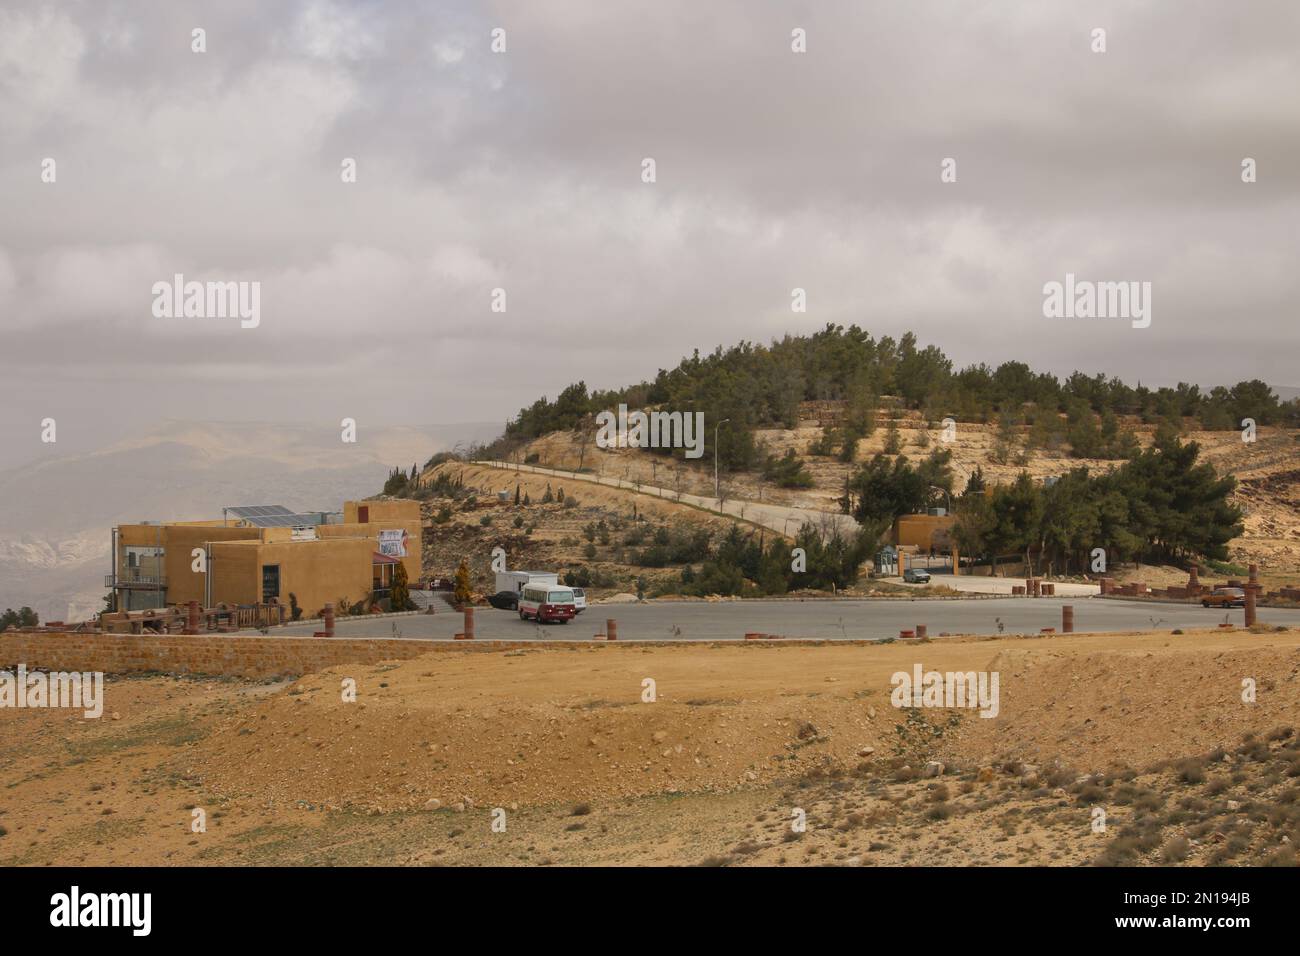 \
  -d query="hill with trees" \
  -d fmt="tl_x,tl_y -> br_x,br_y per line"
483,325 -> 1297,473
